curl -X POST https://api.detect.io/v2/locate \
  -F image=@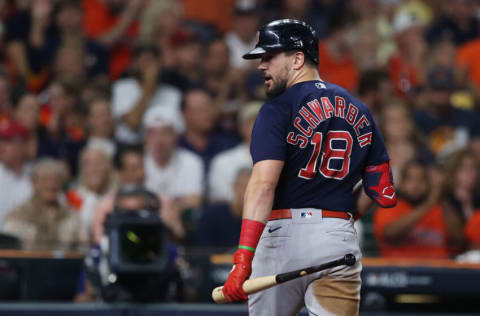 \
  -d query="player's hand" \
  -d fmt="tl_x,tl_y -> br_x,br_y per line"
222,249 -> 254,302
